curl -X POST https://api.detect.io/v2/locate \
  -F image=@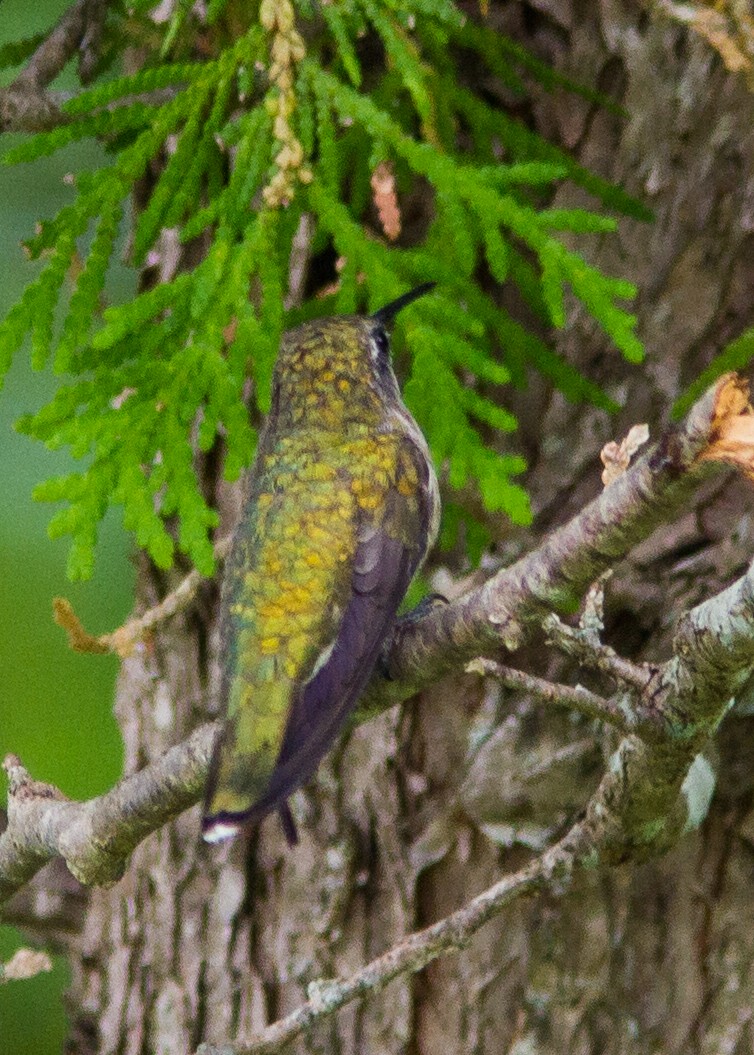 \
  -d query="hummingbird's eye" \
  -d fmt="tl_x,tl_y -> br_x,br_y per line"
372,326 -> 390,368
